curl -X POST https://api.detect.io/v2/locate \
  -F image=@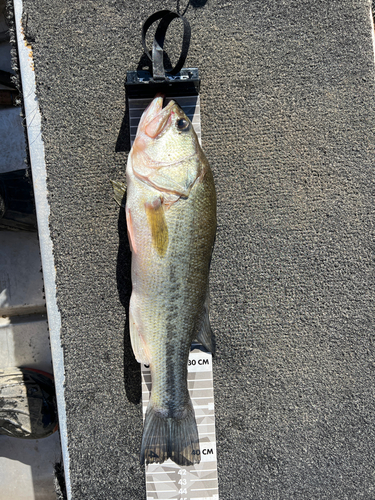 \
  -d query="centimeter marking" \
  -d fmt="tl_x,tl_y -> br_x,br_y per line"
141,347 -> 219,500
